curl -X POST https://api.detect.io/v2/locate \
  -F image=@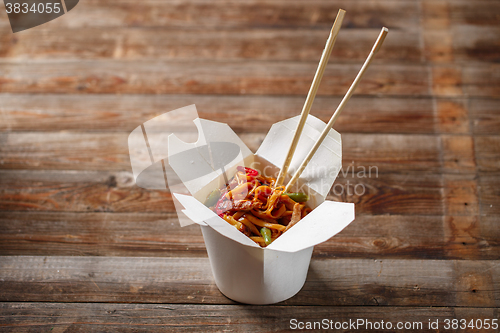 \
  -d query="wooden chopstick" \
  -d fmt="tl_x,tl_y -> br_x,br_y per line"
284,27 -> 389,192
274,9 -> 346,188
